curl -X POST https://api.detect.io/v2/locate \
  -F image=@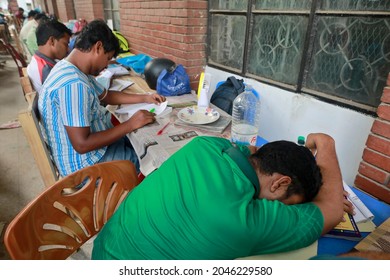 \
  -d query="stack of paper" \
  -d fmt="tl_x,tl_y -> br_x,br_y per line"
107,64 -> 130,76
115,101 -> 168,117
109,79 -> 134,91
343,181 -> 374,223
95,69 -> 114,89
